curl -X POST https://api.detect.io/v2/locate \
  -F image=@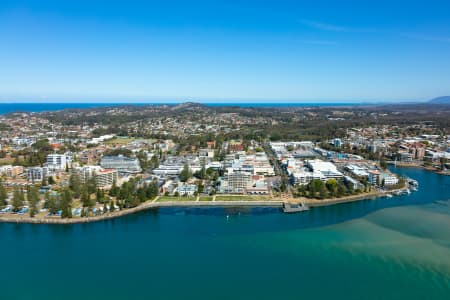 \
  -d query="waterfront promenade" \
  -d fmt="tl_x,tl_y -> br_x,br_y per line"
0,185 -> 408,224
